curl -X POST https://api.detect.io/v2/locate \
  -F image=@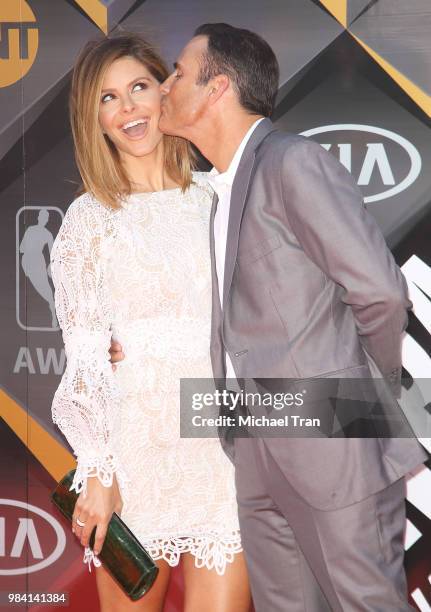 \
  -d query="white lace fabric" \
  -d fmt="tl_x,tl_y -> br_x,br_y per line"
51,175 -> 241,574
144,531 -> 243,576
51,198 -> 130,498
